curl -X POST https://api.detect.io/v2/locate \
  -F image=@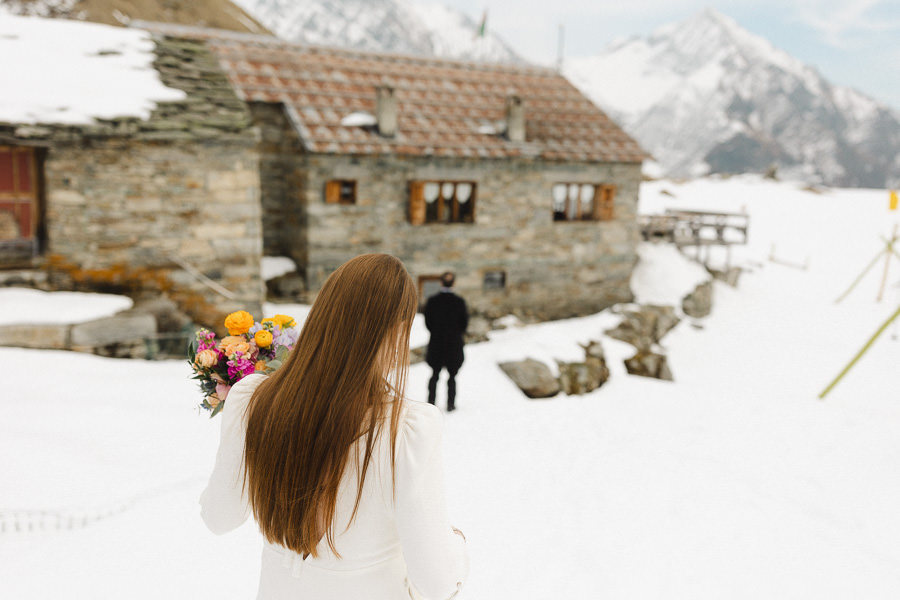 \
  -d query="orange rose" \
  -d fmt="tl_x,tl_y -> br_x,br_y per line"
194,348 -> 219,368
224,310 -> 255,335
254,360 -> 268,372
254,330 -> 273,348
219,335 -> 250,357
